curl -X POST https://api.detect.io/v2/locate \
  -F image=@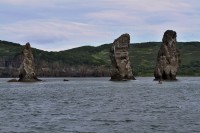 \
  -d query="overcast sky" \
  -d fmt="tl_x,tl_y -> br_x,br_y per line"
0,0 -> 200,51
